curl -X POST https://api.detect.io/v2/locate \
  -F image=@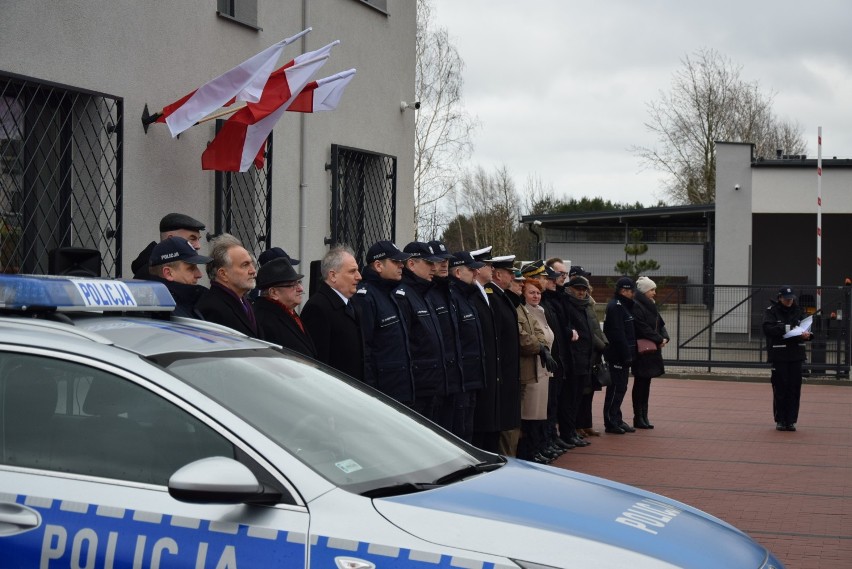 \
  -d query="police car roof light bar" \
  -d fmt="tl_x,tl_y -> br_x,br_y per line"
0,274 -> 176,312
